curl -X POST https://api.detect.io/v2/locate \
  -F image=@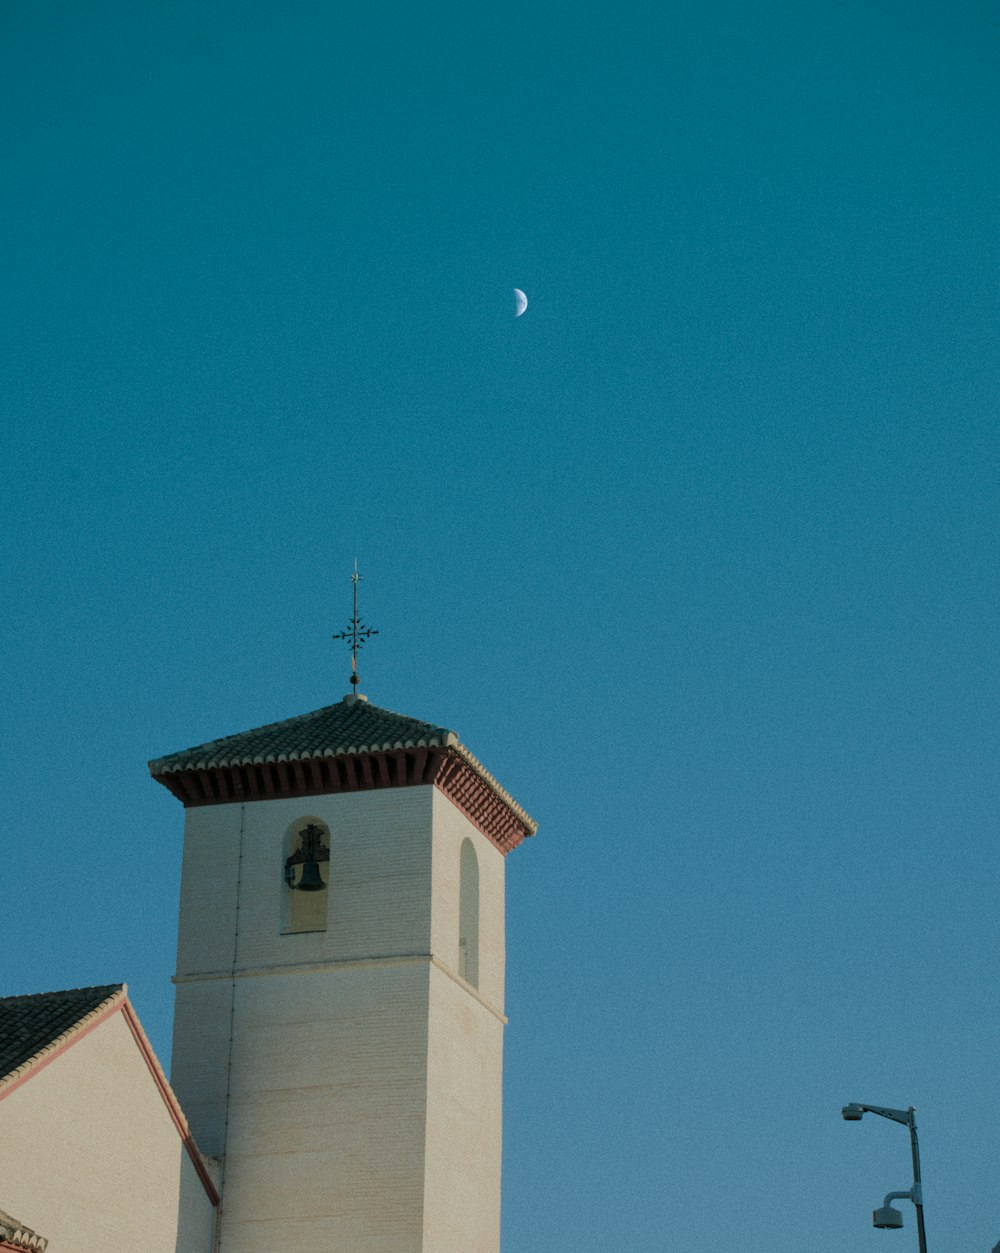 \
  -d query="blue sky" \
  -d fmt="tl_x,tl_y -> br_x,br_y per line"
2,2 -> 999,1249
